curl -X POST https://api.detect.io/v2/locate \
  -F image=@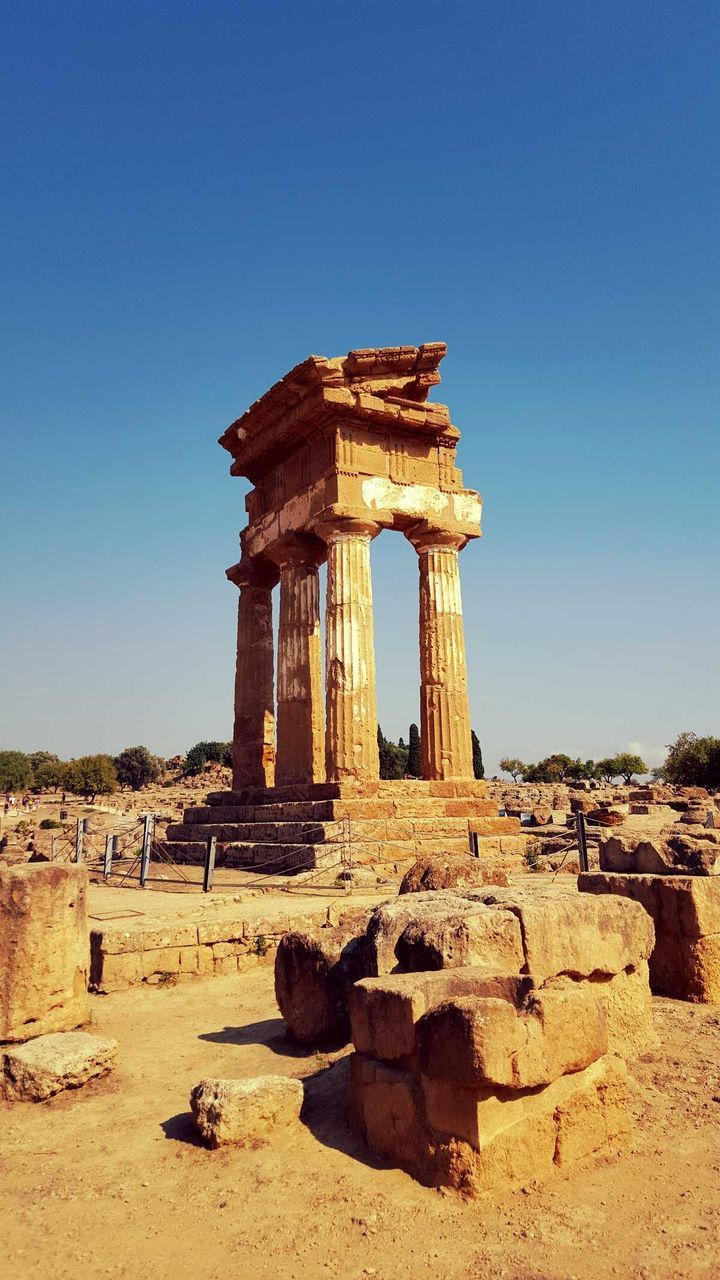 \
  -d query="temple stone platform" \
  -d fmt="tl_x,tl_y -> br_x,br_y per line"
164,780 -> 522,873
